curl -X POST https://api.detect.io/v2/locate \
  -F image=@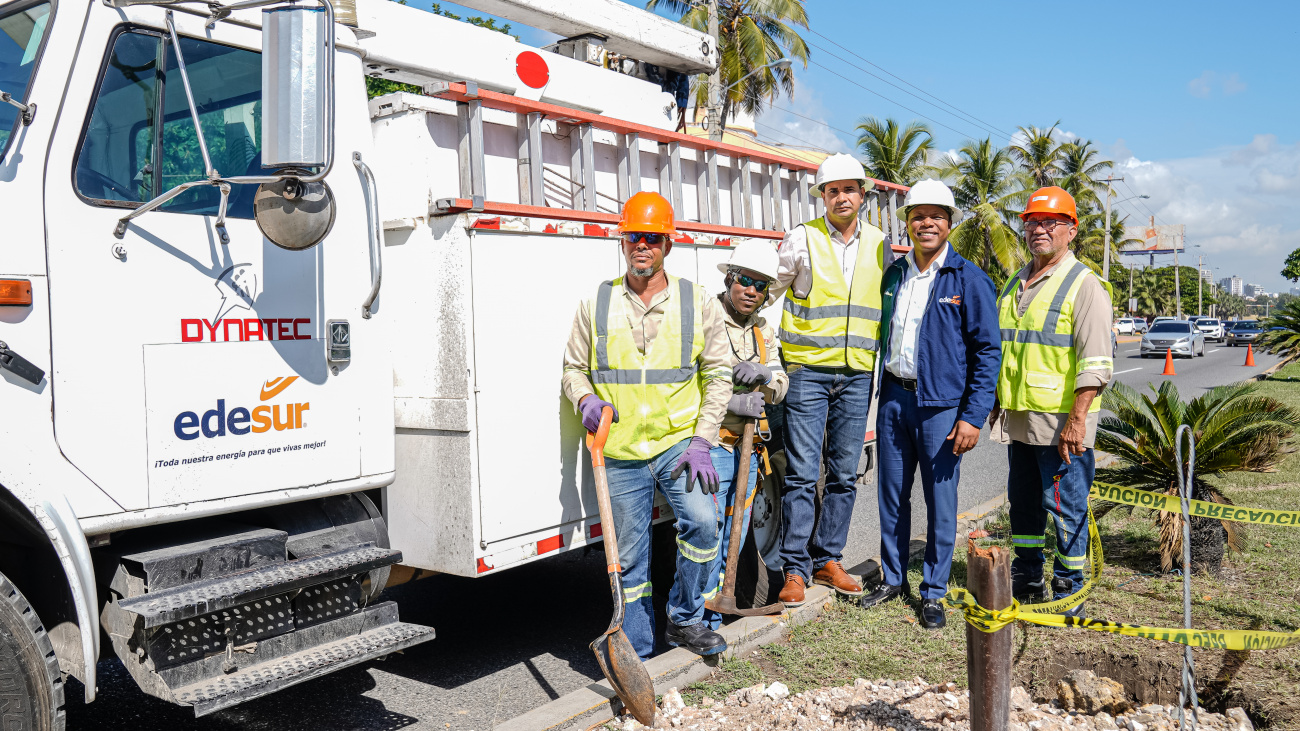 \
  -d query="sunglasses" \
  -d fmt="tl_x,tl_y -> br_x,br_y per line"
732,273 -> 771,293
623,232 -> 669,245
